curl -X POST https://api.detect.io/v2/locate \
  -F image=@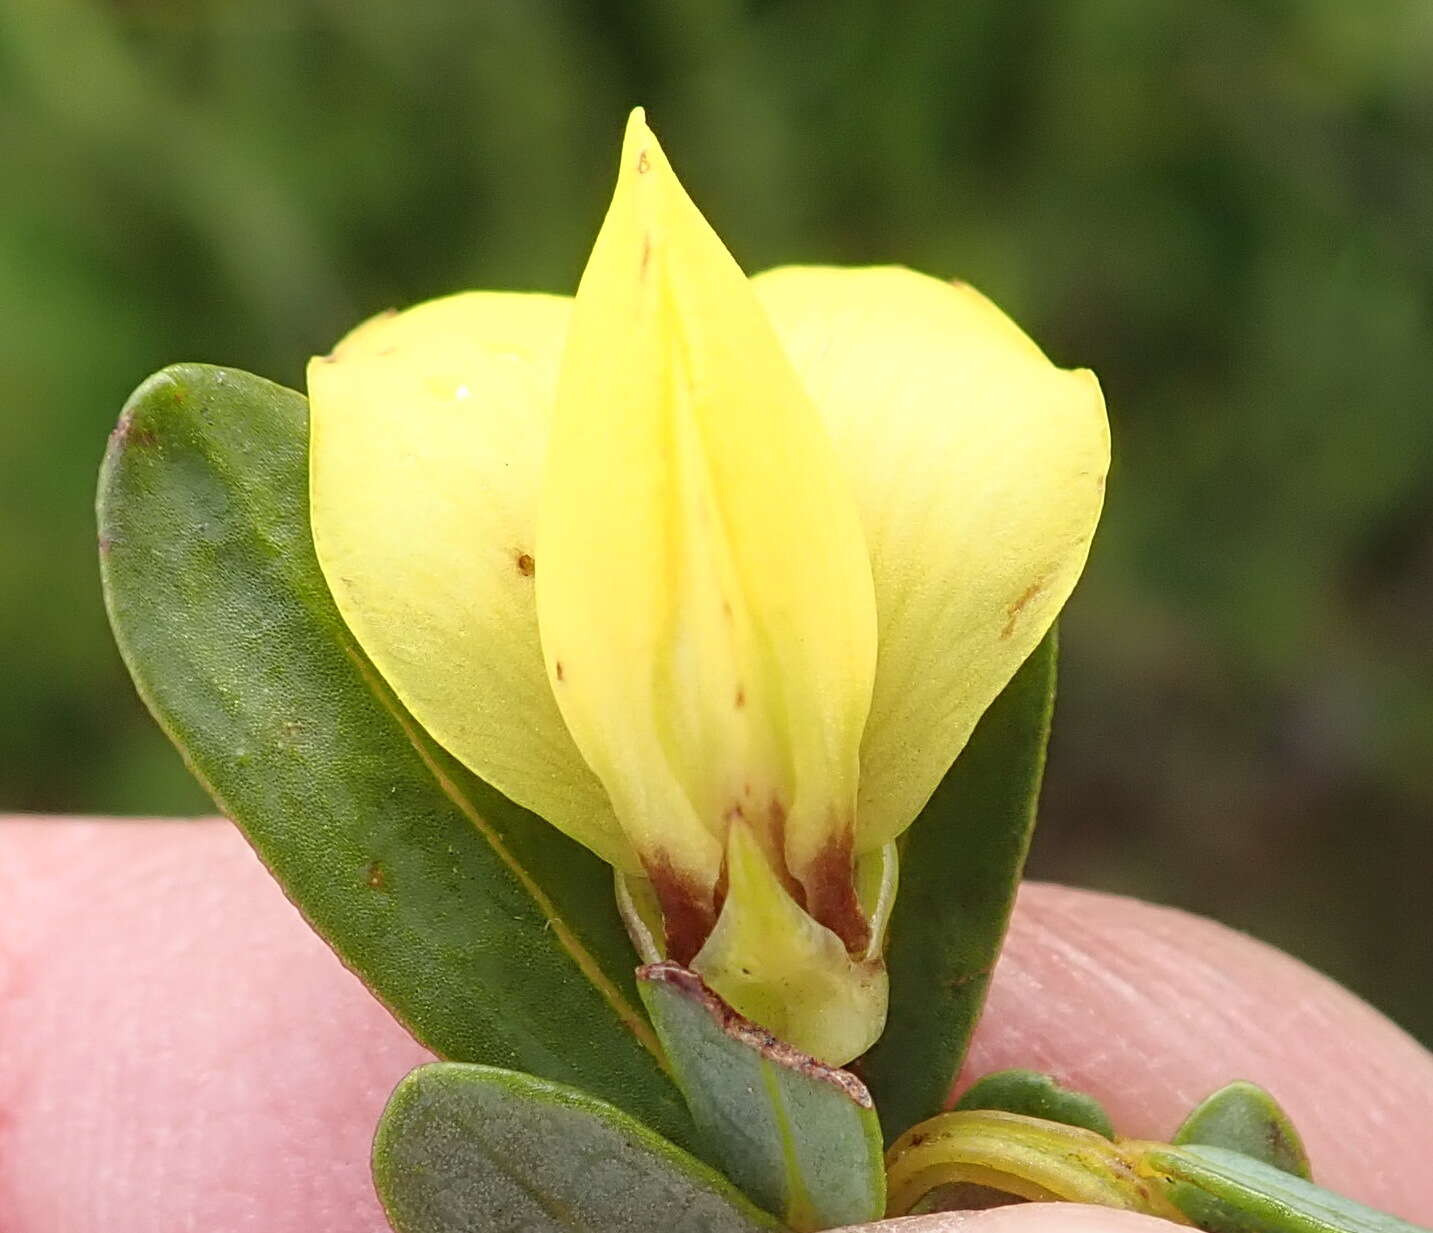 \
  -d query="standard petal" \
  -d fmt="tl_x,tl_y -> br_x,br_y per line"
754,265 -> 1109,852
535,112 -> 878,951
307,292 -> 631,869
